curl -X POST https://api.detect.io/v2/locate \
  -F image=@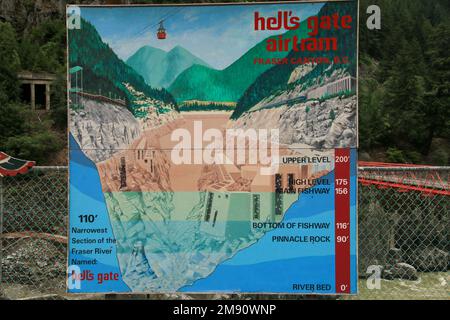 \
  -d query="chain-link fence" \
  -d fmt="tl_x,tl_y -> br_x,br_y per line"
356,166 -> 449,300
0,166 -> 448,300
0,167 -> 68,300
